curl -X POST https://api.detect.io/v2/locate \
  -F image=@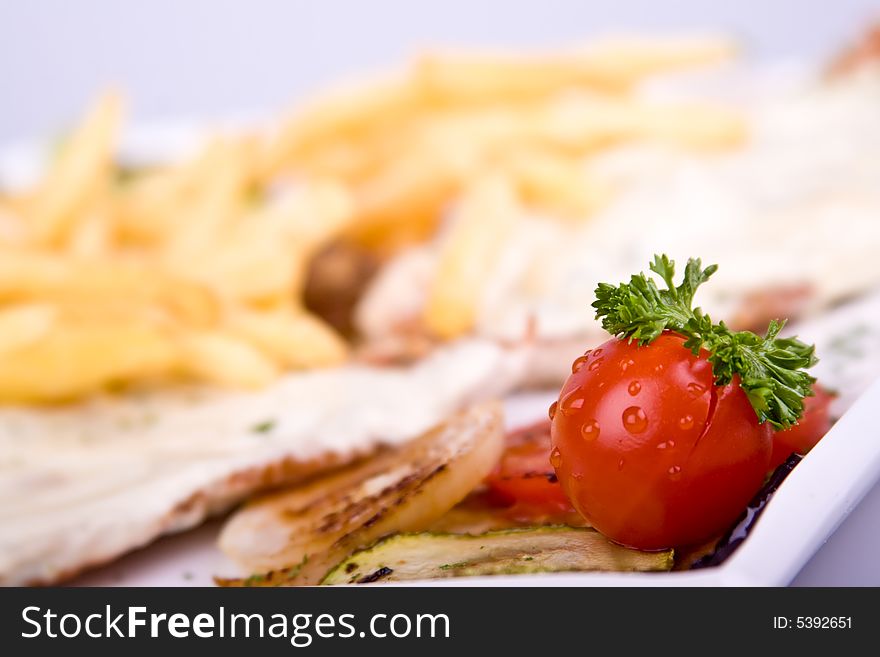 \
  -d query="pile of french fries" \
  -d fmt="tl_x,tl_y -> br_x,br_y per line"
0,37 -> 746,402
